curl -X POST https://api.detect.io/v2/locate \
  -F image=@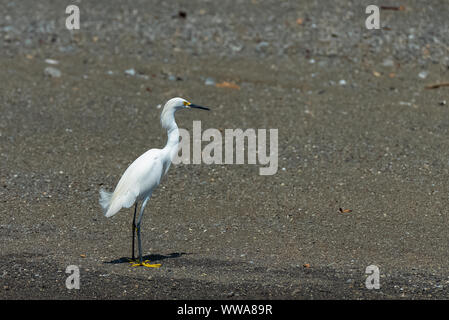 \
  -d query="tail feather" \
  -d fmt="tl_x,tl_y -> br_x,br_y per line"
99,188 -> 113,216
100,188 -> 125,217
